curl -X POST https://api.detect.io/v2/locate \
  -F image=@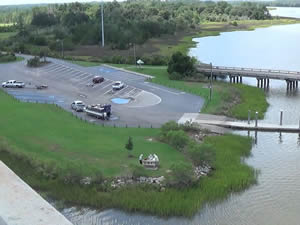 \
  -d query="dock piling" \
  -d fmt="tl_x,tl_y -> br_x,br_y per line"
248,110 -> 251,125
280,110 -> 283,126
255,111 -> 258,127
